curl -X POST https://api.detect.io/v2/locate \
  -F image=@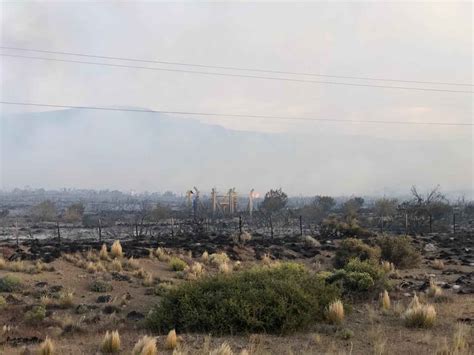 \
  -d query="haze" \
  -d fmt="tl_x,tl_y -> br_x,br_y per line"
0,1 -> 472,196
